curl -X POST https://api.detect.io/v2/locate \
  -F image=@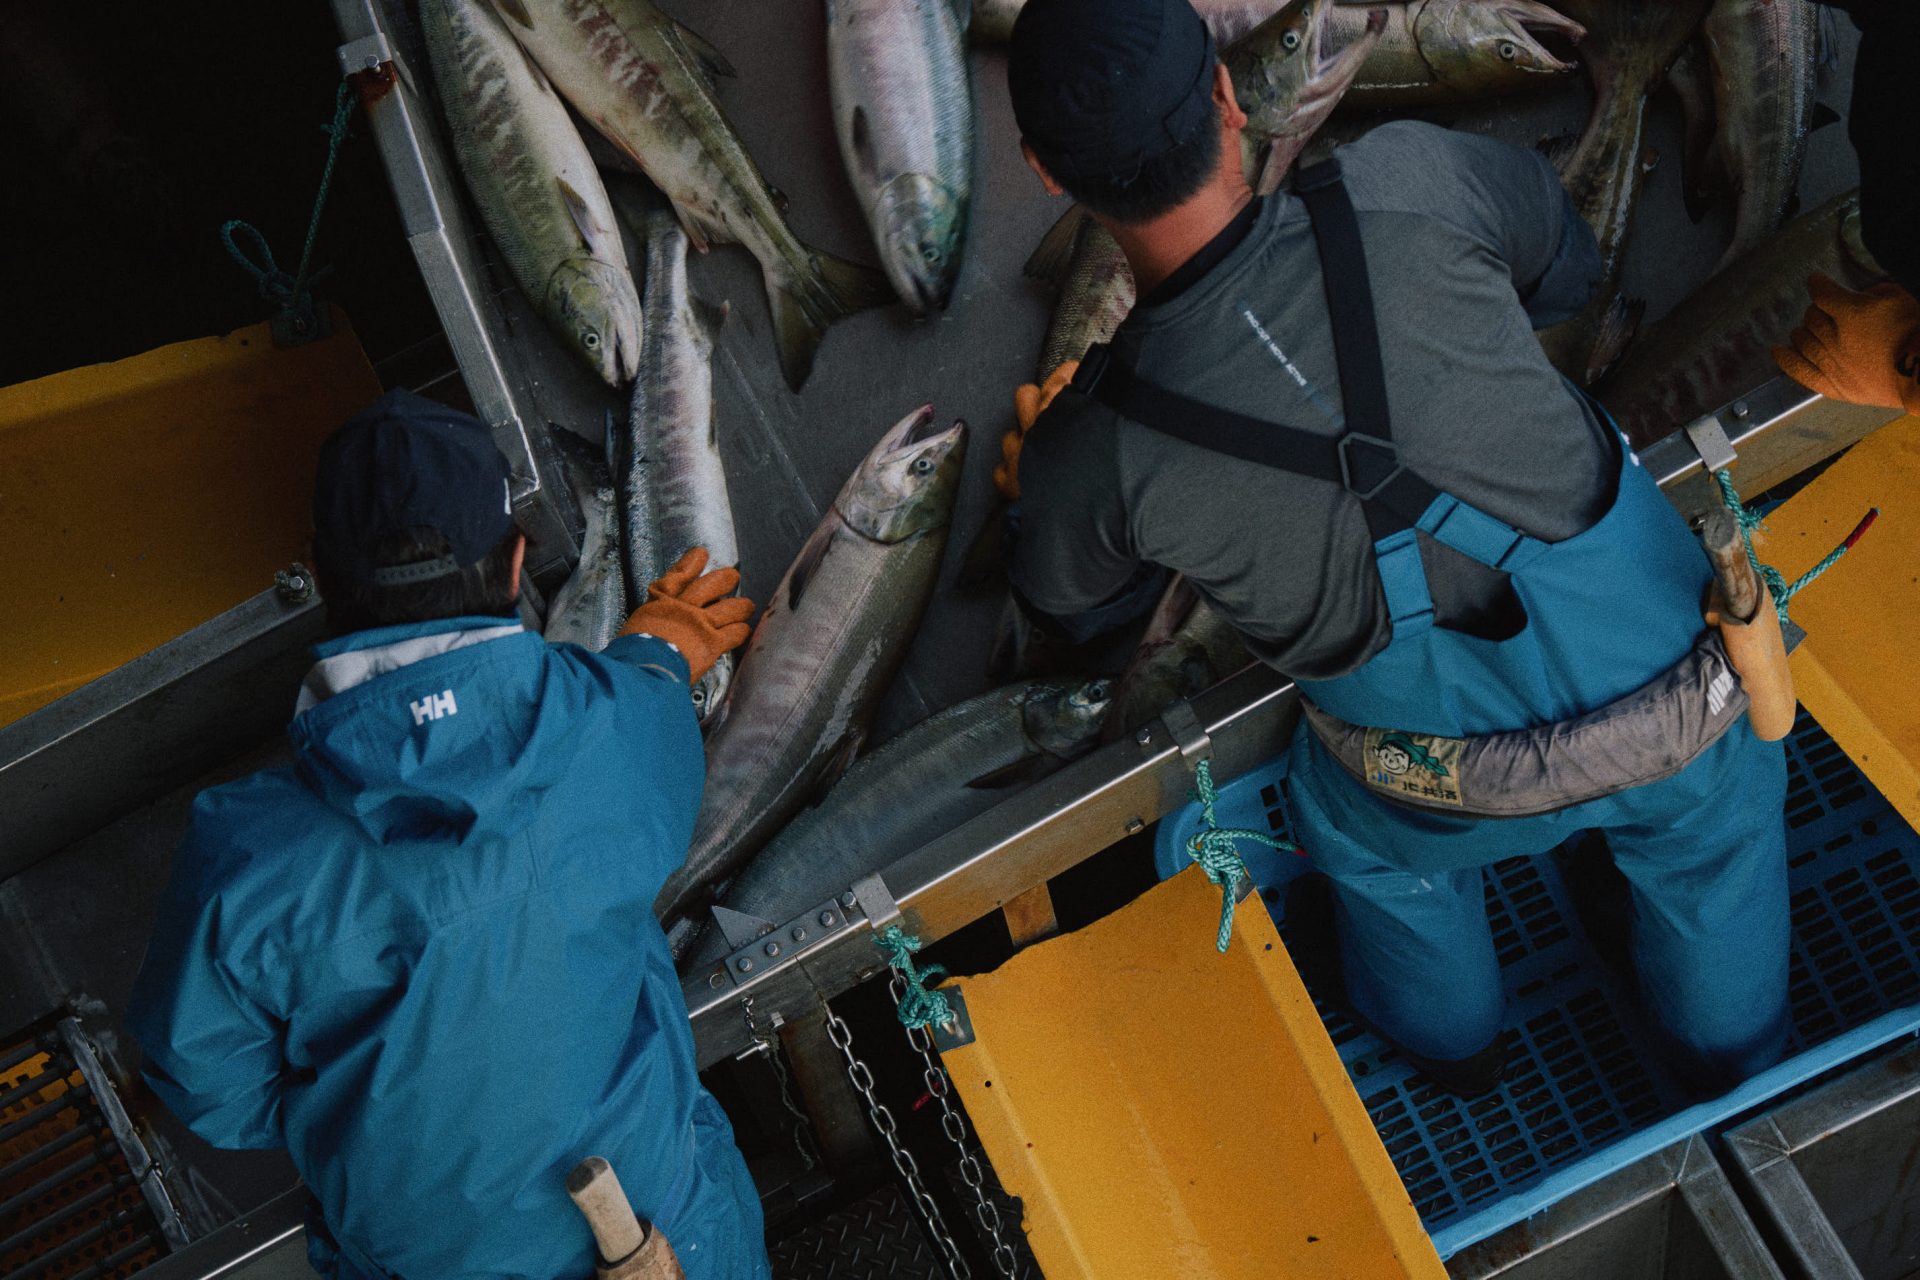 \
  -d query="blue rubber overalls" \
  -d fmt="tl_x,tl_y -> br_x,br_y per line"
1079,158 -> 1789,1087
